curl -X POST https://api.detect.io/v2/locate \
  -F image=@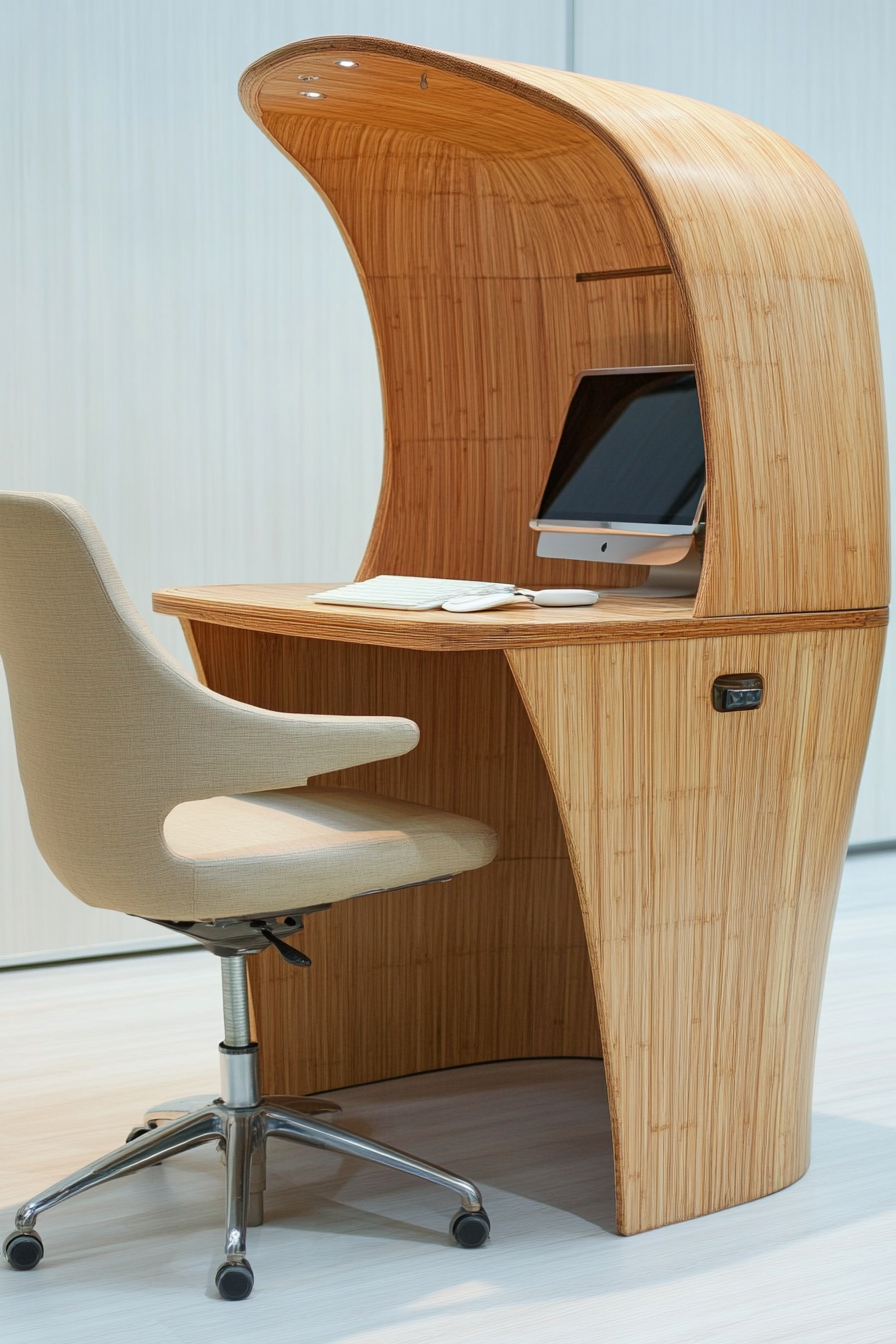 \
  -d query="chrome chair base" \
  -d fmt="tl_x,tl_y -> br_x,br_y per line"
4,1093 -> 490,1296
3,952 -> 491,1297
141,1092 -> 341,1130
133,1091 -> 342,1227
131,1091 -> 341,1231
